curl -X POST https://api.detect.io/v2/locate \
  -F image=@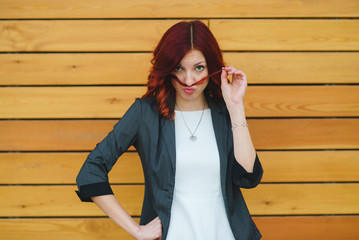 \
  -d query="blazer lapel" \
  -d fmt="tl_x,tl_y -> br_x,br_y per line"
160,117 -> 176,171
208,97 -> 229,189
160,97 -> 177,172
